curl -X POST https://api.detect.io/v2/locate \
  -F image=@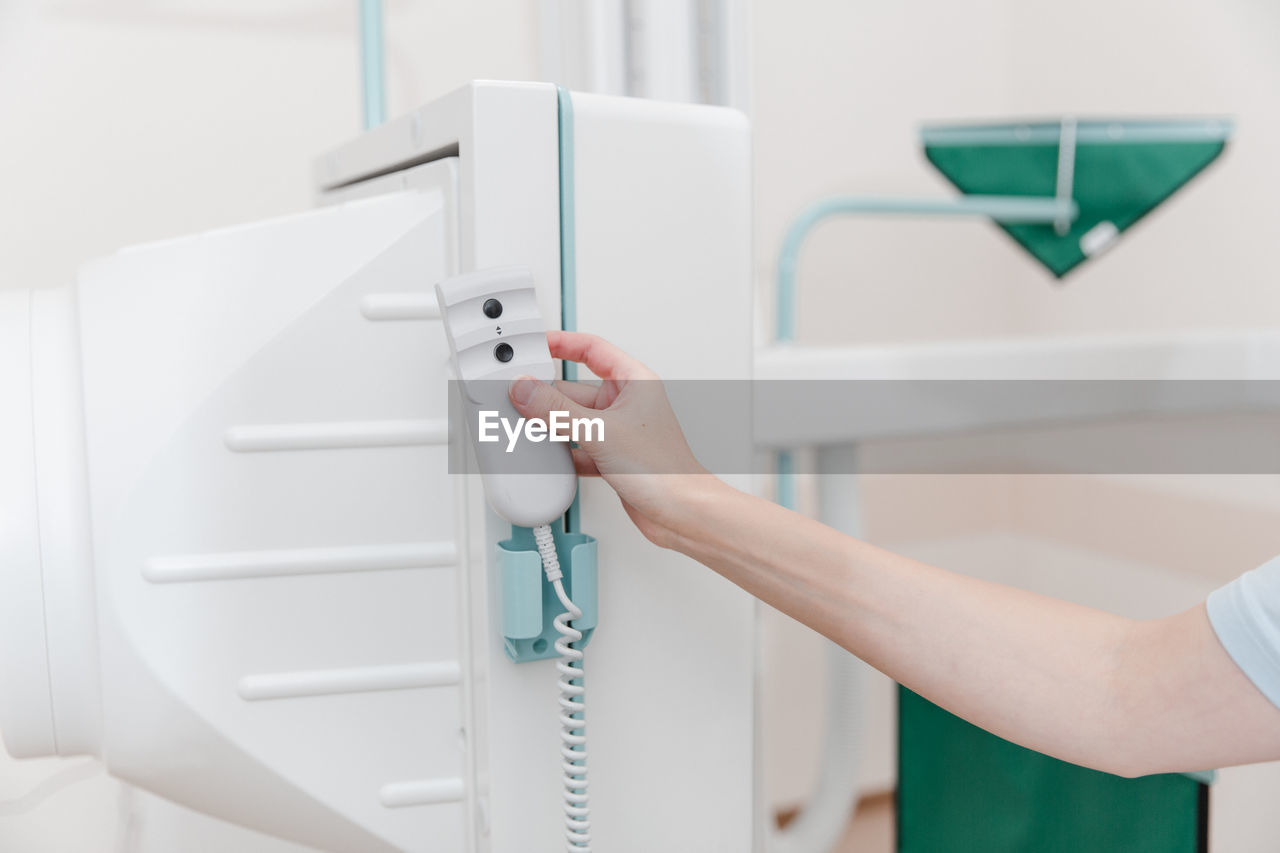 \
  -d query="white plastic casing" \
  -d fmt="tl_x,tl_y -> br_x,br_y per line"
0,287 -> 102,761
0,174 -> 468,853
0,81 -> 756,853
0,288 -> 54,759
81,183 -> 465,853
435,267 -> 577,528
